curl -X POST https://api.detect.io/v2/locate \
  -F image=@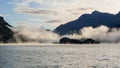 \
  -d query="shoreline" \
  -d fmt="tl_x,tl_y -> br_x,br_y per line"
0,43 -> 119,46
